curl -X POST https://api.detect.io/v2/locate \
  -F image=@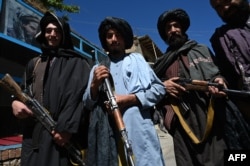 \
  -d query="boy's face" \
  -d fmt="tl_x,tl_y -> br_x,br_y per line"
105,28 -> 125,55
45,23 -> 62,47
